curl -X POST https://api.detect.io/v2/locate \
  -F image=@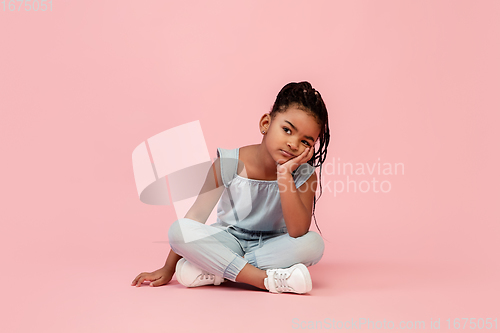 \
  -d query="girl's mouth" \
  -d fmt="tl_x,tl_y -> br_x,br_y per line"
280,150 -> 295,158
